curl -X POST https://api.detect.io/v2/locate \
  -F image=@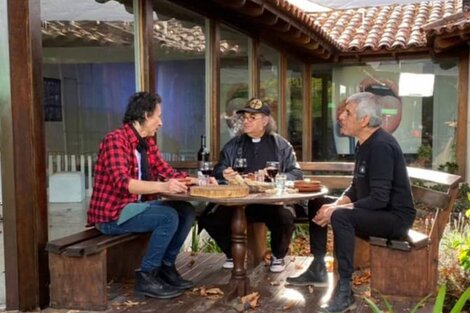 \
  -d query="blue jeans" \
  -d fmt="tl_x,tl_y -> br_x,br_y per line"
98,200 -> 195,272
